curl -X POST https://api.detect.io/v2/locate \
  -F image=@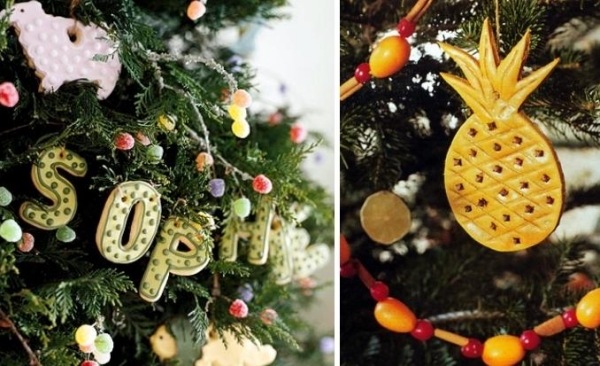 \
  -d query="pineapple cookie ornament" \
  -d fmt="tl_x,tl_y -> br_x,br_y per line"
440,19 -> 564,251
